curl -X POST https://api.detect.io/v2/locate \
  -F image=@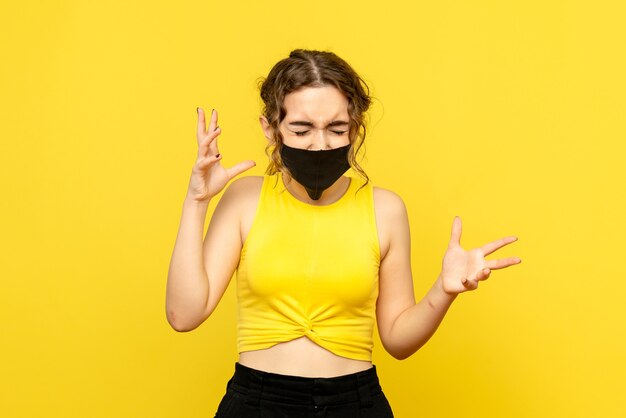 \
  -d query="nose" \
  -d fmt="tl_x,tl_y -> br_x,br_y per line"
309,128 -> 331,150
